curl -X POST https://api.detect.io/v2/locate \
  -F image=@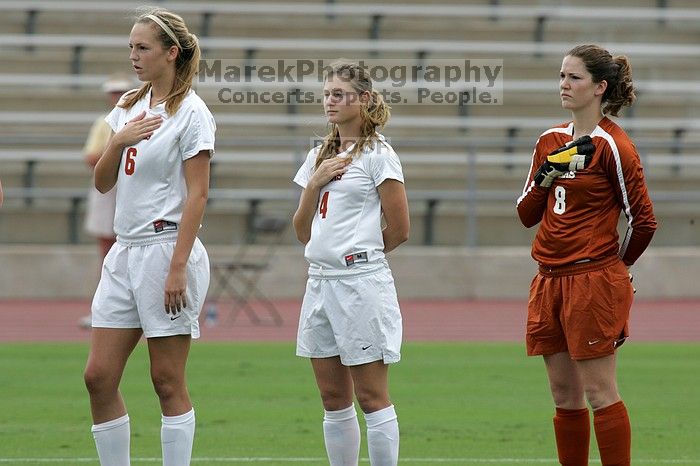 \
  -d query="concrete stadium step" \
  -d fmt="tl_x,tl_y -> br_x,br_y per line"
17,4 -> 700,44
0,197 -> 696,247
6,112 -> 698,144
0,54 -> 690,81
3,86 -> 698,118
4,47 -> 700,75
5,149 -> 697,196
1,0 -> 698,252
0,201 -> 578,246
3,50 -> 700,84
